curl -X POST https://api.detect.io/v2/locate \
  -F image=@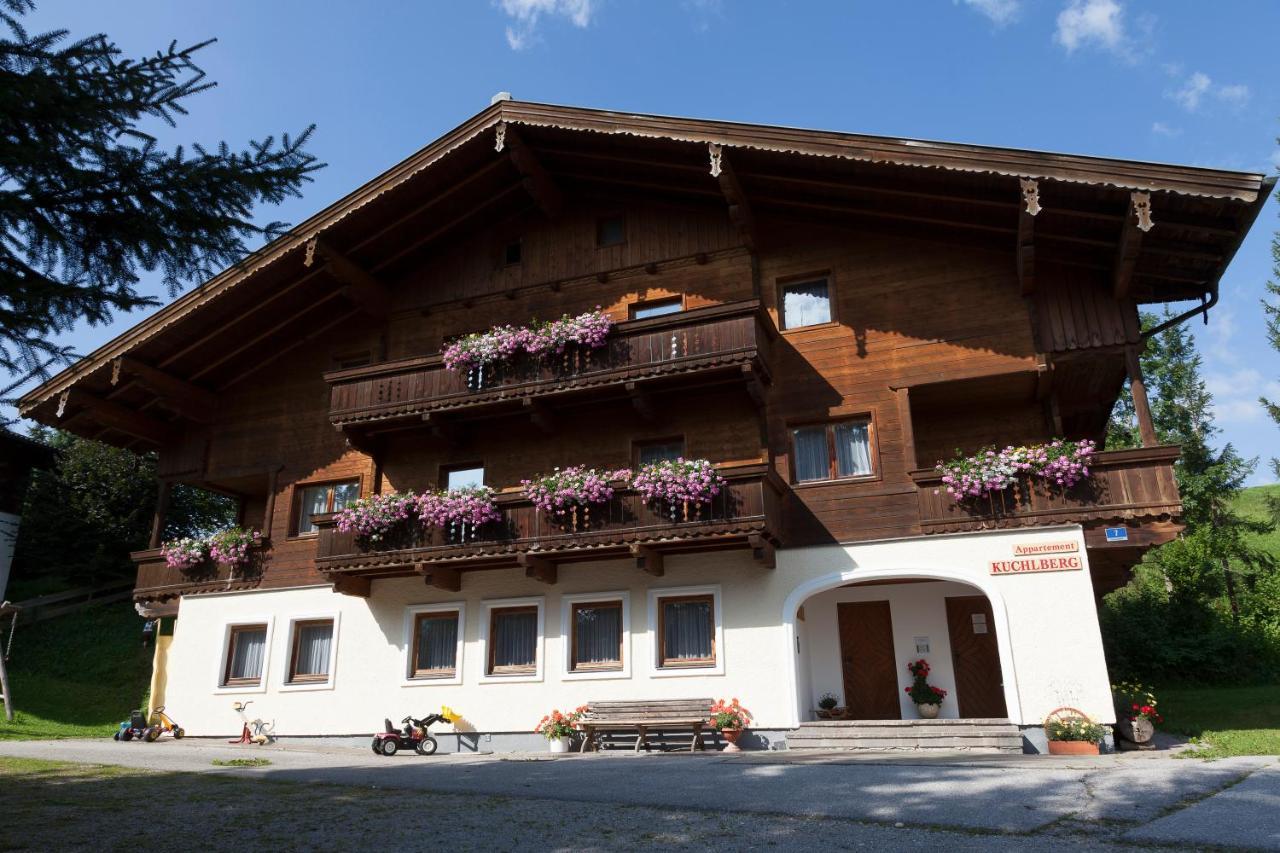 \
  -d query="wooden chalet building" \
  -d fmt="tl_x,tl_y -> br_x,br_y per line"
19,99 -> 1272,750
